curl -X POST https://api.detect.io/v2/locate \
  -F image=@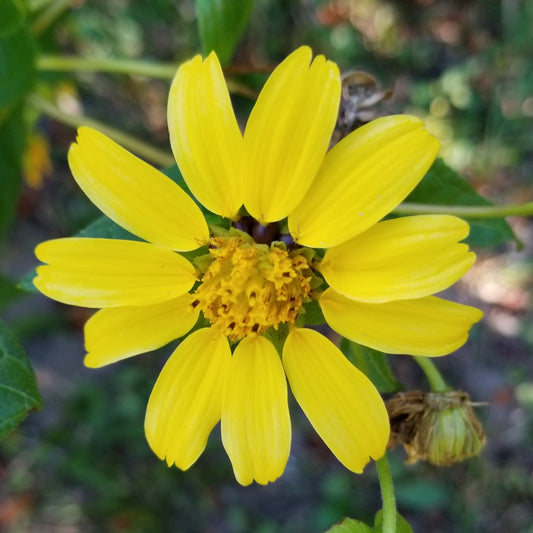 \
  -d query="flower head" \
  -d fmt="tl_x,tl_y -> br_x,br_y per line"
387,390 -> 485,465
34,47 -> 482,485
